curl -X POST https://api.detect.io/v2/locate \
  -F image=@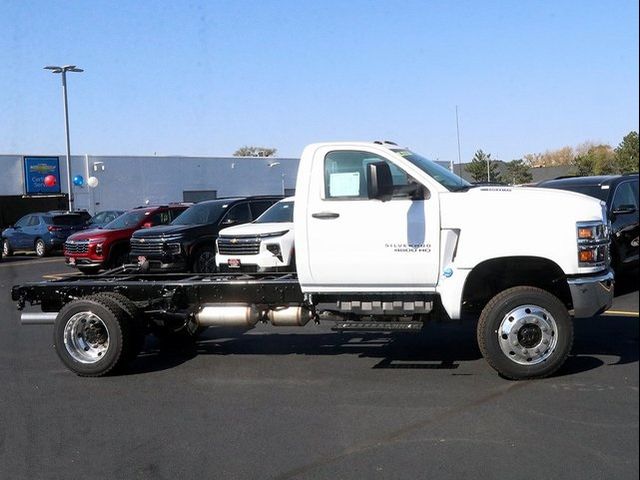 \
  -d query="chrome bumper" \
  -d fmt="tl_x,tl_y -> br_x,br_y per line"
567,269 -> 614,318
